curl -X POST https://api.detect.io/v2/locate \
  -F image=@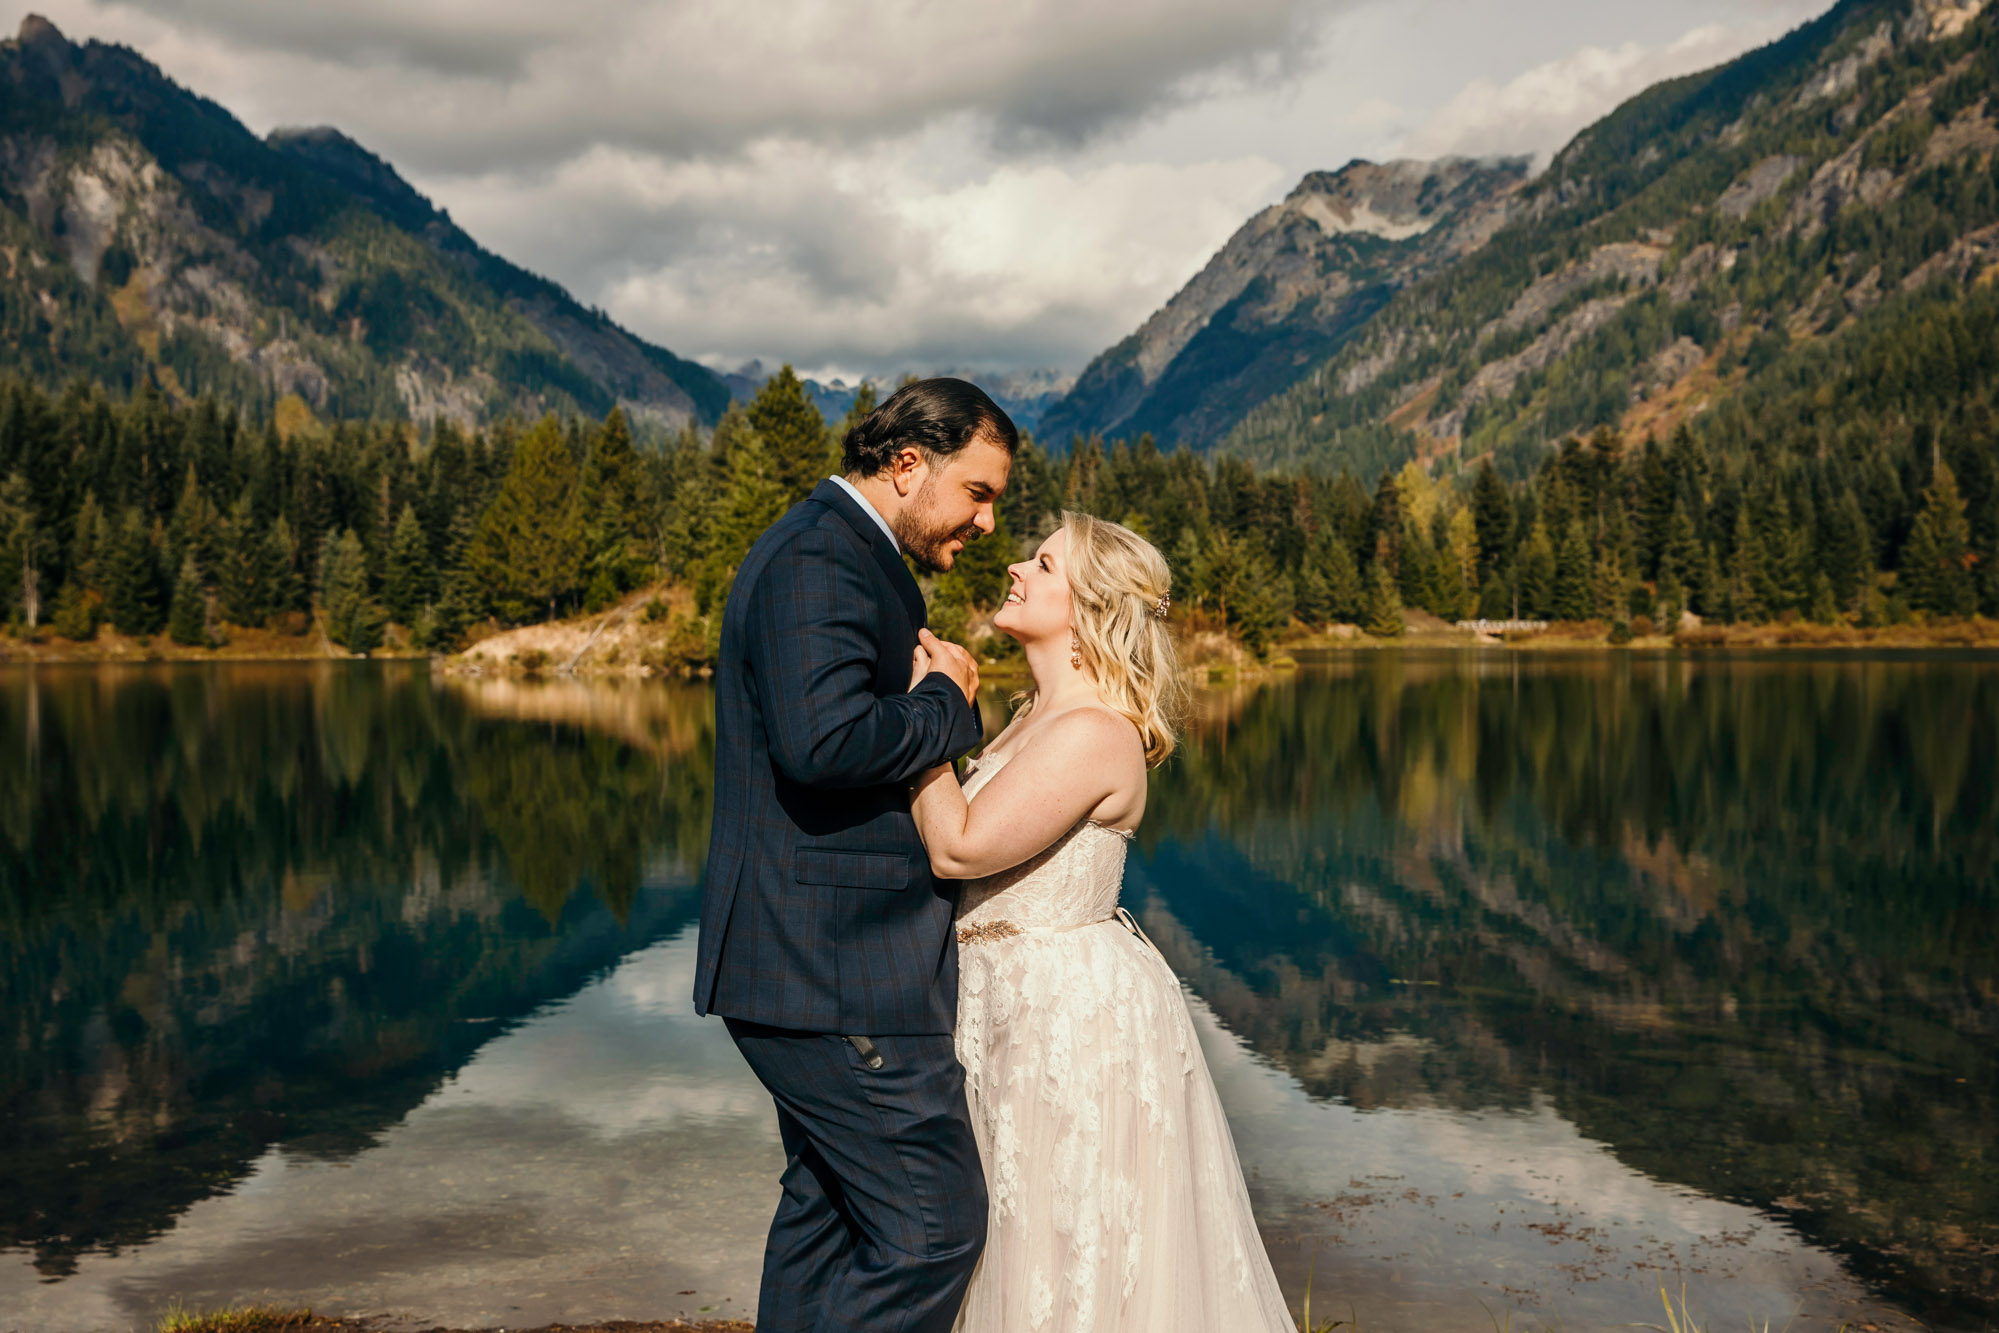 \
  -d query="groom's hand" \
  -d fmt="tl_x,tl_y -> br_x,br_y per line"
917,628 -> 980,706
